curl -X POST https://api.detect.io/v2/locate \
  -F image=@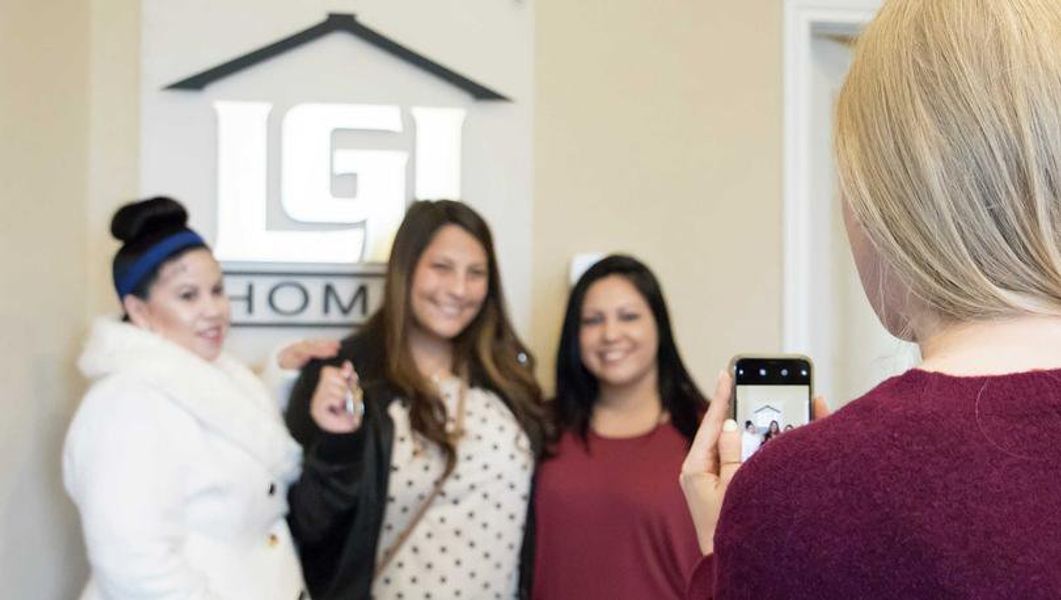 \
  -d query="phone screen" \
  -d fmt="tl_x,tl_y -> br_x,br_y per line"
732,356 -> 812,462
